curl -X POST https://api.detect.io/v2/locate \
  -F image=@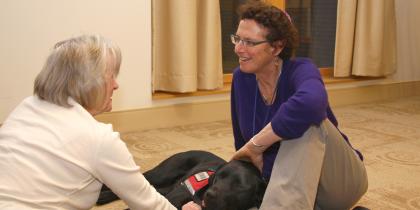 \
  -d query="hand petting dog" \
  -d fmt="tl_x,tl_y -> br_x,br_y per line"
231,139 -> 266,173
